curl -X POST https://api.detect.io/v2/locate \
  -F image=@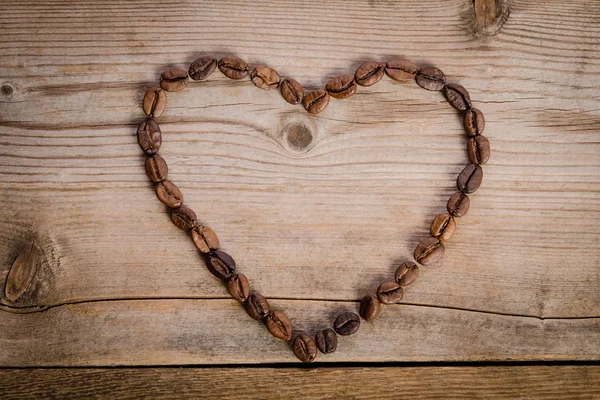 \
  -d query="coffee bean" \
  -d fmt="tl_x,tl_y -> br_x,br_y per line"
302,89 -> 330,114
355,61 -> 385,86
171,206 -> 197,231
137,118 -> 162,155
250,65 -> 280,90
156,180 -> 183,208
457,163 -> 483,194
447,191 -> 470,217
191,225 -> 219,253
430,213 -> 456,242
246,293 -> 270,320
467,135 -> 490,165
414,237 -> 445,266
227,273 -> 250,303
359,294 -> 381,321
142,87 -> 167,118
325,75 -> 357,99
395,261 -> 419,286
333,312 -> 360,336
376,281 -> 404,304
293,334 -> 317,363
415,66 -> 446,91
443,83 -> 471,111
218,56 -> 249,80
189,56 -> 217,81
160,68 -> 189,92
204,250 -> 236,280
315,328 -> 337,354
265,310 -> 293,341
385,58 -> 418,82
280,78 -> 304,105
144,155 -> 168,182
464,108 -> 485,136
